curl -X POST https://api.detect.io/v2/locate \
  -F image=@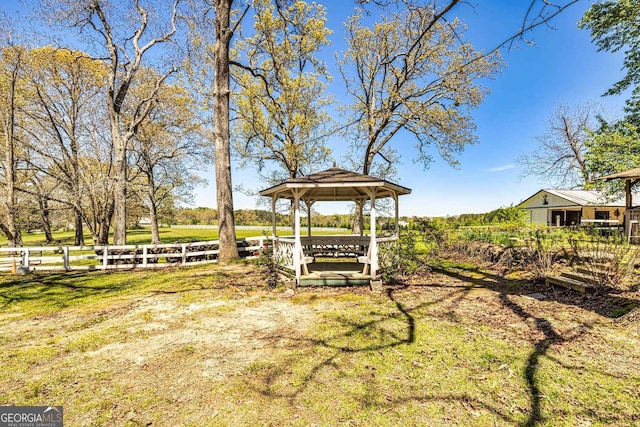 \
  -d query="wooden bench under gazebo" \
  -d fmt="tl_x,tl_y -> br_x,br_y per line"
260,167 -> 411,286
